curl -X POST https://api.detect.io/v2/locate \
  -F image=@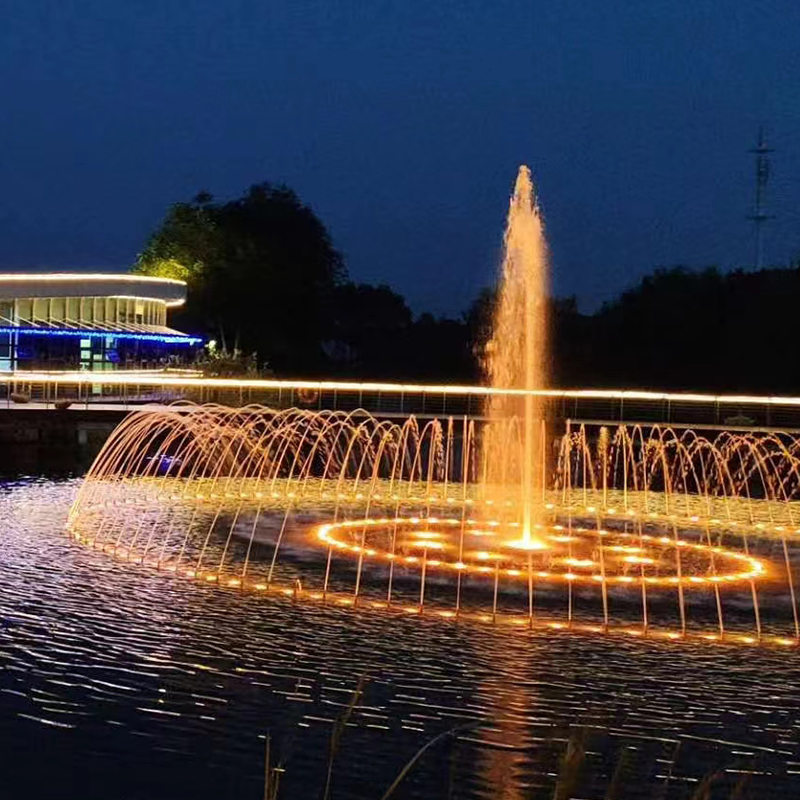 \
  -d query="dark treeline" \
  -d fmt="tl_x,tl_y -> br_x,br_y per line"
134,183 -> 481,381
136,182 -> 800,392
553,267 -> 800,393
